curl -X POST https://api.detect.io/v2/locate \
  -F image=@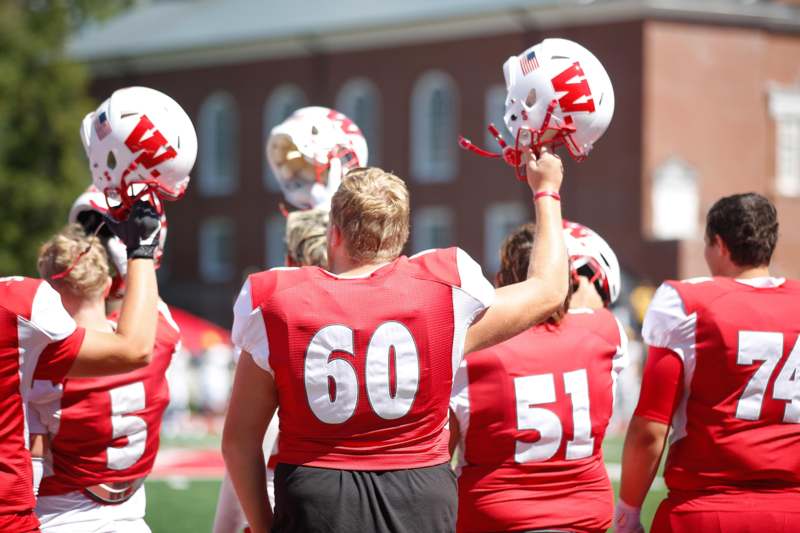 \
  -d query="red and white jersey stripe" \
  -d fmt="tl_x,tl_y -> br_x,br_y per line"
0,277 -> 84,529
